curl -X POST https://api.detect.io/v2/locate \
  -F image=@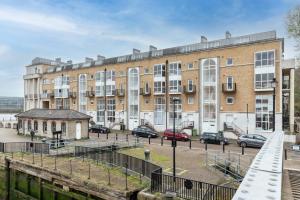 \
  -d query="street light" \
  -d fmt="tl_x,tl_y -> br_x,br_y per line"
271,78 -> 277,132
172,97 -> 180,182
